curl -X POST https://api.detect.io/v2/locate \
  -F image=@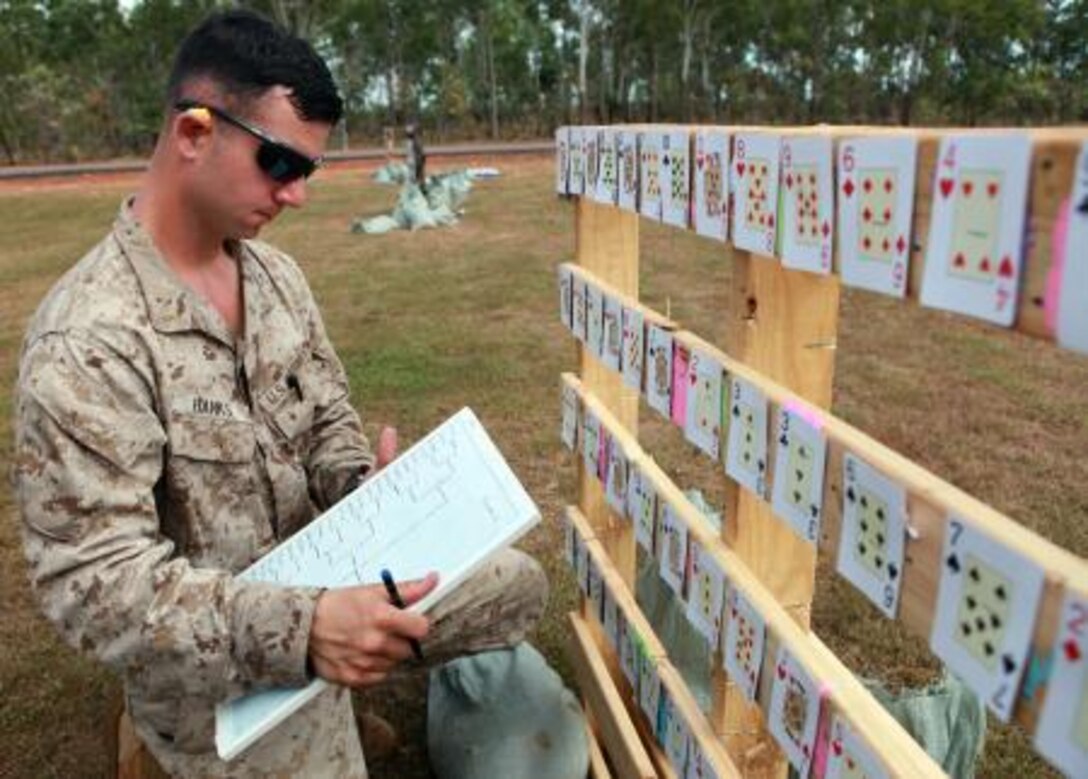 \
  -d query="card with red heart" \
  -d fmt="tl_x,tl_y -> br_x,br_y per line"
639,131 -> 664,221
694,130 -> 730,242
722,586 -> 766,701
683,348 -> 724,459
921,135 -> 1032,325
617,130 -> 639,213
825,715 -> 890,779
767,645 -> 822,778
1034,588 -> 1088,776
731,132 -> 781,256
781,135 -> 834,274
838,136 -> 917,298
